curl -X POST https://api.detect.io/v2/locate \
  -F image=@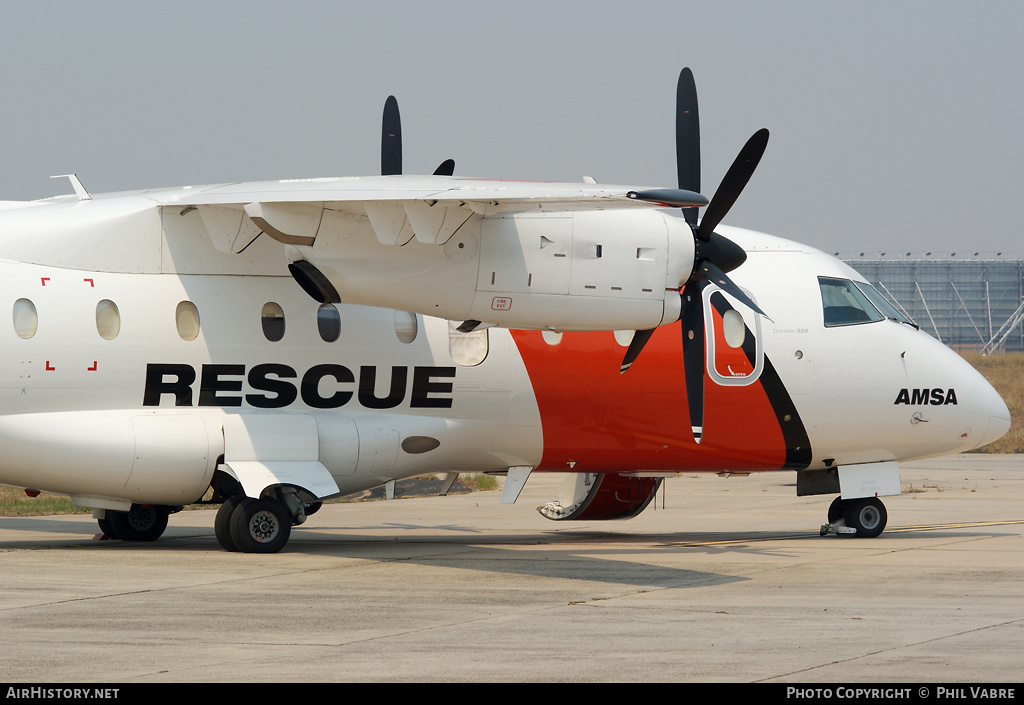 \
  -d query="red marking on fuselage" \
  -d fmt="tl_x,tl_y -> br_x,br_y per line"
88,361 -> 97,371
511,326 -> 787,474
84,278 -> 94,287
40,277 -> 50,286
45,361 -> 55,371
